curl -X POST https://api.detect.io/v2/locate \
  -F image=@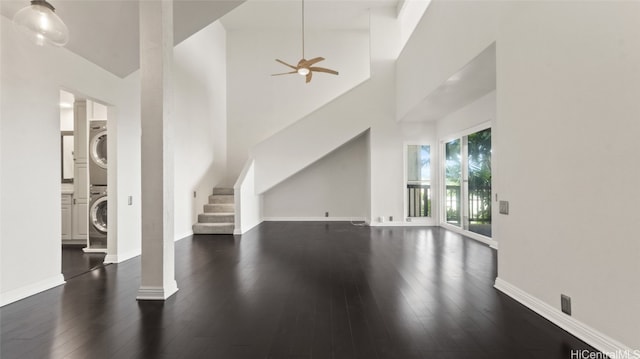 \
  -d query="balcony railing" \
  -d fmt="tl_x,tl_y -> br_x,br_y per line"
445,185 -> 491,223
407,184 -> 430,217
